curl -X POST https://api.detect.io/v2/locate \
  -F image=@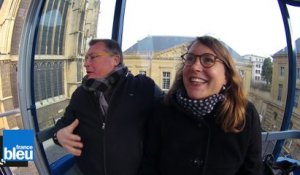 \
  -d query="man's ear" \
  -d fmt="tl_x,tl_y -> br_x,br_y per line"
112,55 -> 121,66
